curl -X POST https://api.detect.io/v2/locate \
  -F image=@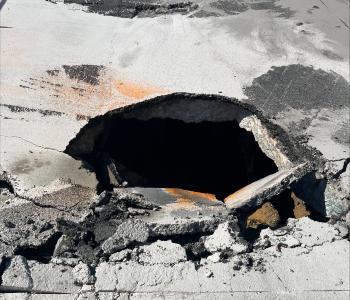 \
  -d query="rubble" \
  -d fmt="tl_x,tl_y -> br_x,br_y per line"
101,219 -> 150,255
254,217 -> 347,251
109,249 -> 133,263
246,202 -> 280,229
72,262 -> 95,285
0,256 -> 32,291
204,221 -> 248,255
137,240 -> 187,265
224,164 -> 310,210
